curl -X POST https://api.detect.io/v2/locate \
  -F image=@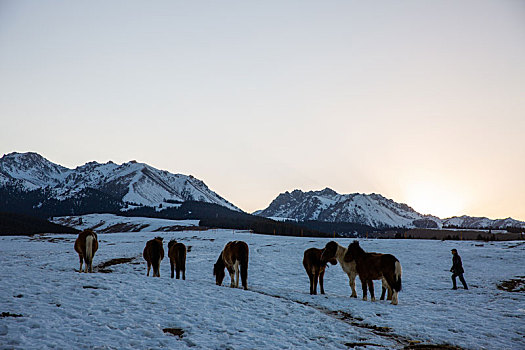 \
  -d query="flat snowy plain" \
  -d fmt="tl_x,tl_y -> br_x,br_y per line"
1,227 -> 524,349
